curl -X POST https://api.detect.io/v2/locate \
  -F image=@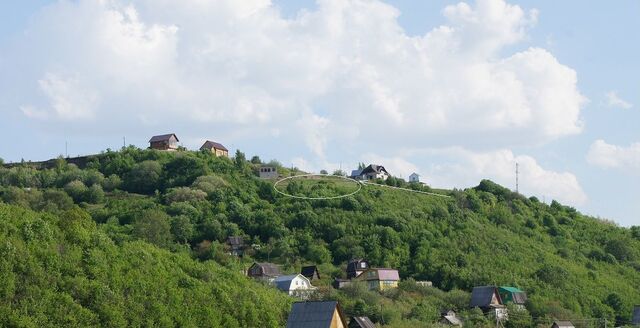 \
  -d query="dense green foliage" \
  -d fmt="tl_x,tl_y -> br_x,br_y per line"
1,147 -> 639,327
